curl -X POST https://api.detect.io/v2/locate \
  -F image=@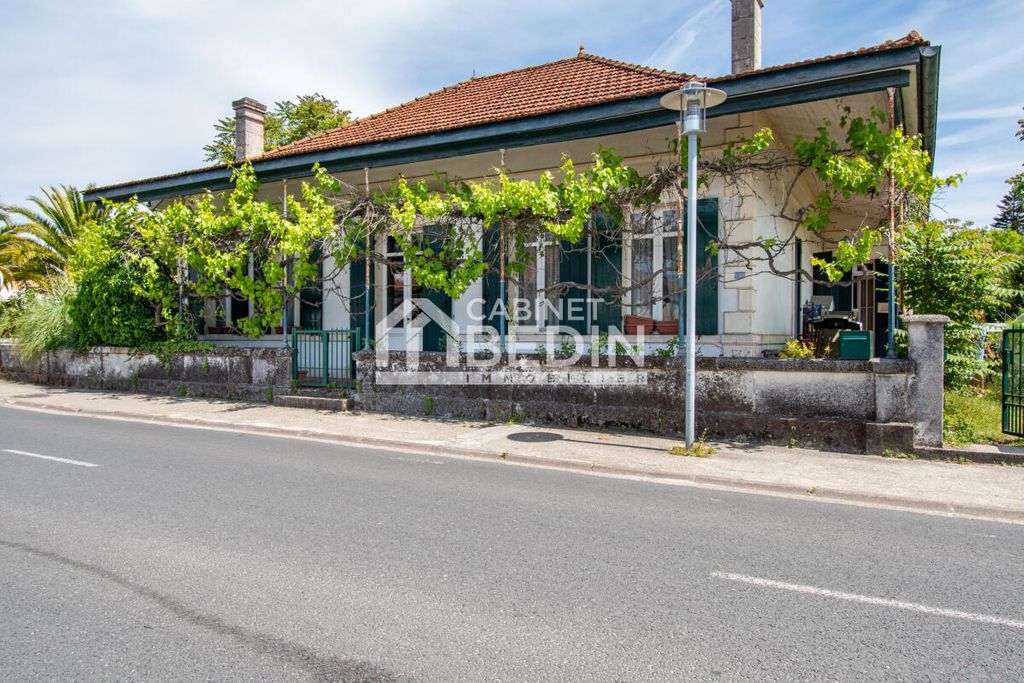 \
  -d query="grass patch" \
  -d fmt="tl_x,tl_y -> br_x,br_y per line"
944,388 -> 1024,447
